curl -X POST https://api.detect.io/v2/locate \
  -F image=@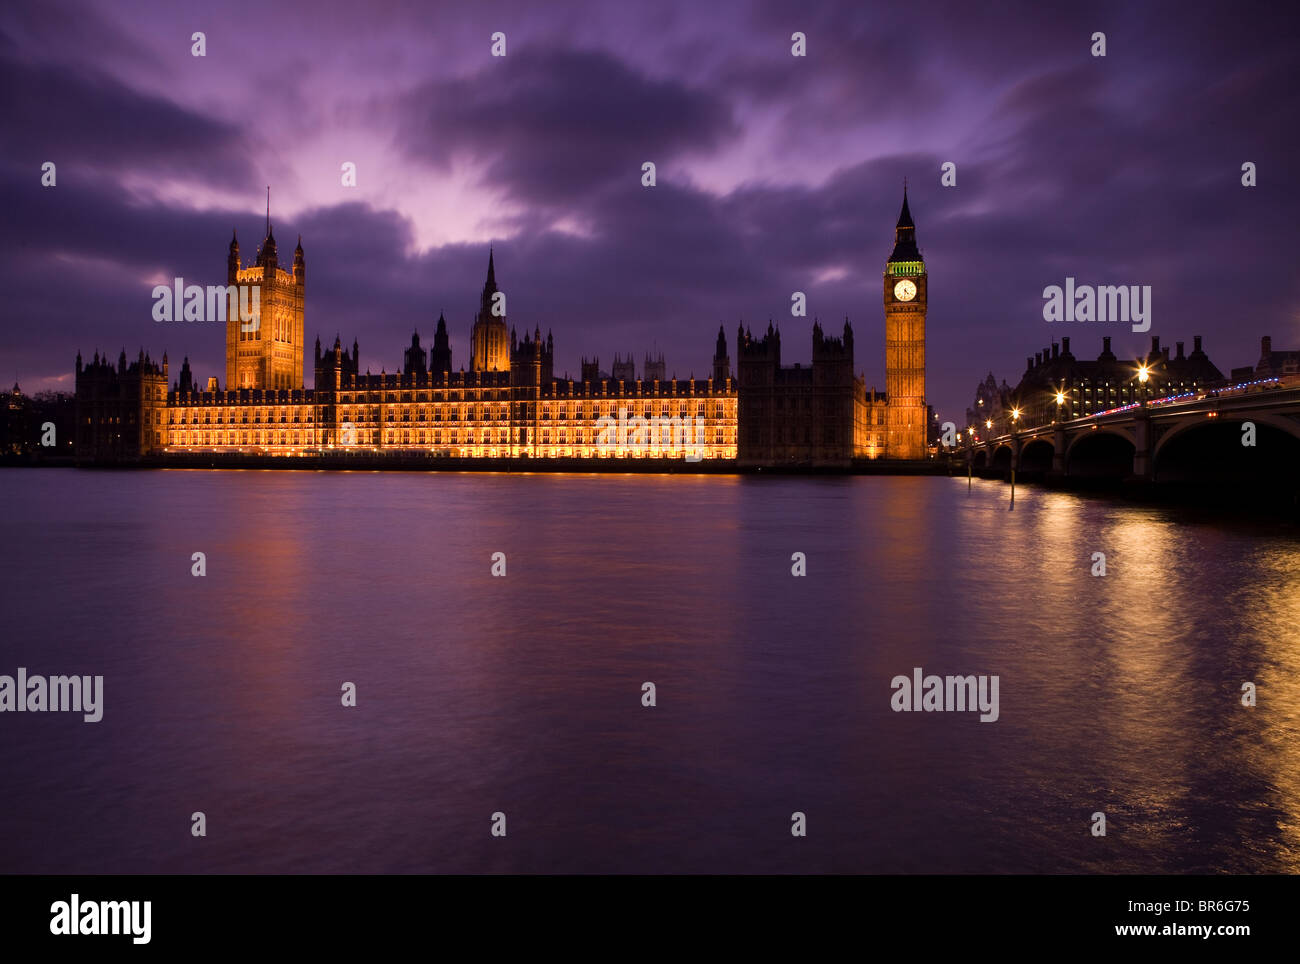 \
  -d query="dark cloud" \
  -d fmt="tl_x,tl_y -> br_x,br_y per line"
2,0 -> 1299,421
0,35 -> 255,189
390,46 -> 738,208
